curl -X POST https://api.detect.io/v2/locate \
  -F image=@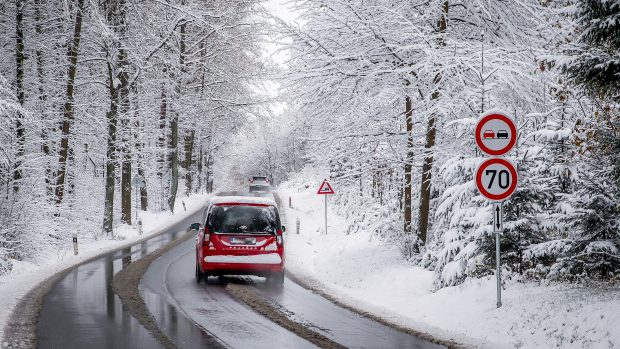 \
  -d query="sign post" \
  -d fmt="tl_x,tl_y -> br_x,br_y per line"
474,110 -> 518,309
317,179 -> 335,235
